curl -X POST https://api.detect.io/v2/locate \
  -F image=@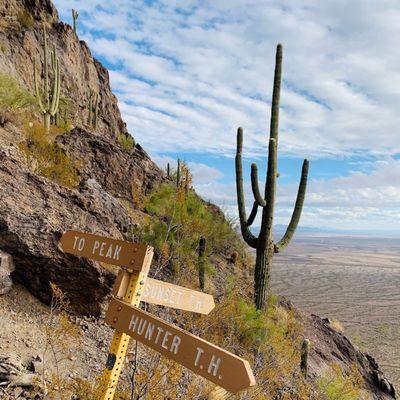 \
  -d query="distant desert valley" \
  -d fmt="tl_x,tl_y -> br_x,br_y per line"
272,234 -> 400,388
